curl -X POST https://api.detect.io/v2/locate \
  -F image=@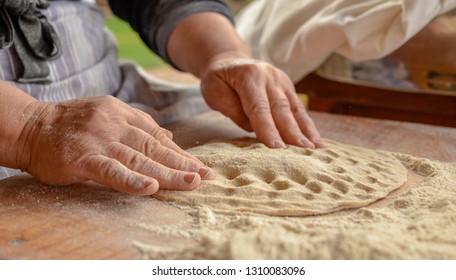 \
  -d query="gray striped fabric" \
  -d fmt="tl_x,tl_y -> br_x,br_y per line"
0,2 -> 121,101
0,1 -> 209,180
